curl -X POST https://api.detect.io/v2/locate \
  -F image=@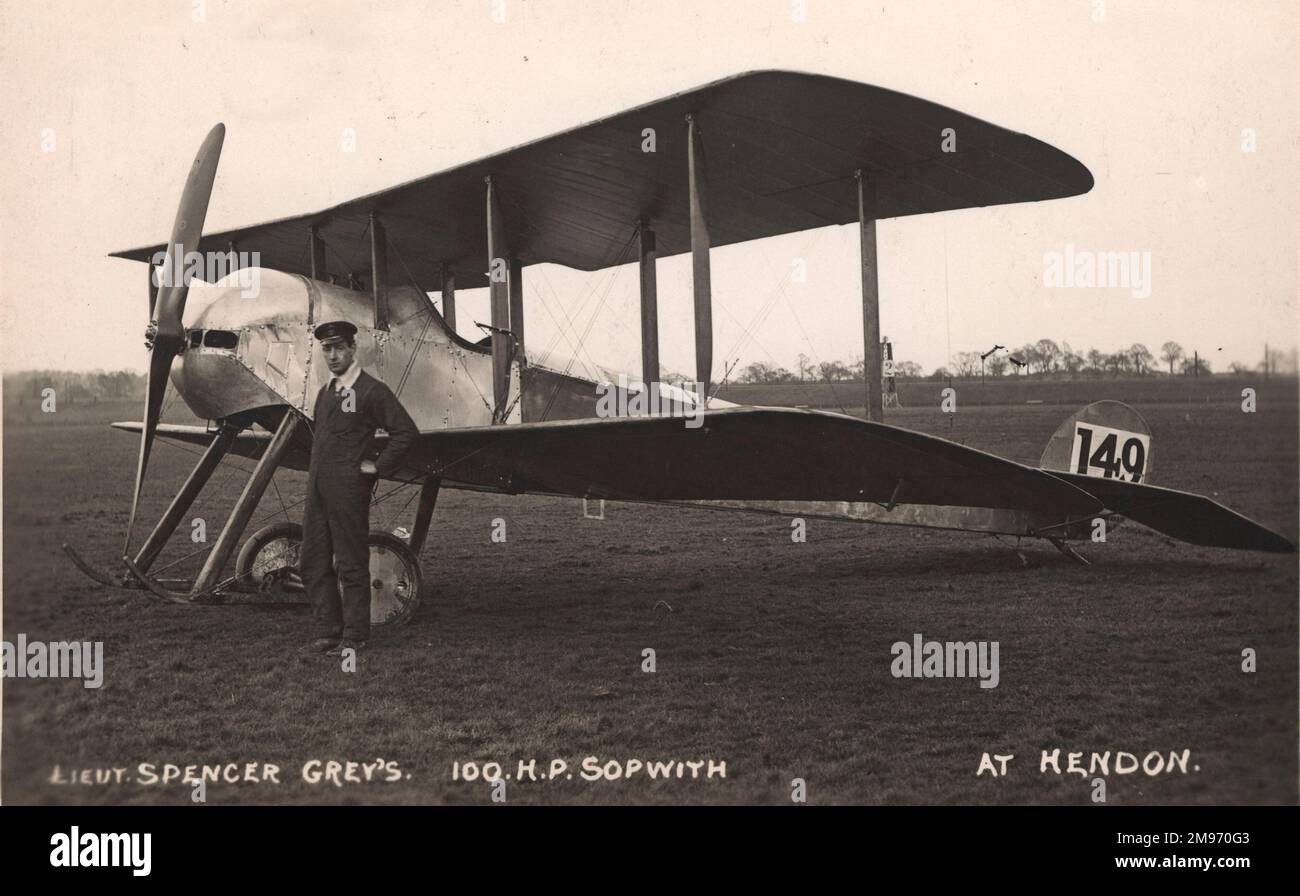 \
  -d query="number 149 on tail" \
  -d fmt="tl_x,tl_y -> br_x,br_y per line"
1071,423 -> 1149,482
